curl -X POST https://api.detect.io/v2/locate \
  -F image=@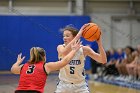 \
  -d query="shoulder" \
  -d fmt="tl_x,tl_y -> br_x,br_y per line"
22,62 -> 28,67
57,44 -> 65,49
44,63 -> 49,75
82,45 -> 92,56
83,45 -> 92,51
57,44 -> 62,48
57,44 -> 64,50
